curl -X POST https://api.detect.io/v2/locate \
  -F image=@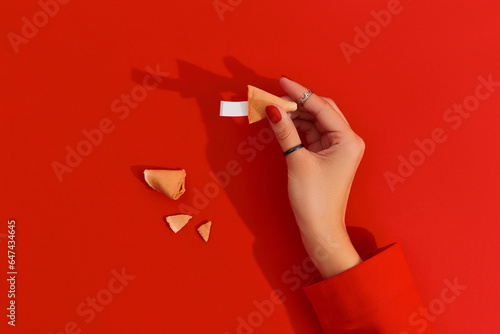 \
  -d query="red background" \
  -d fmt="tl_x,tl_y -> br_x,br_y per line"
1,0 -> 499,333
